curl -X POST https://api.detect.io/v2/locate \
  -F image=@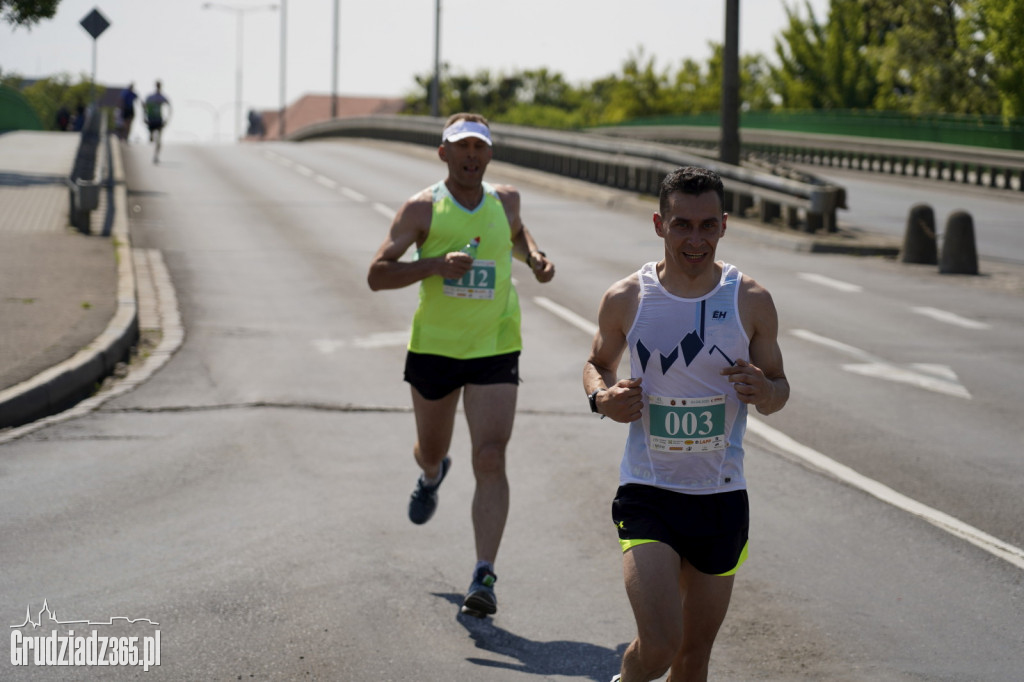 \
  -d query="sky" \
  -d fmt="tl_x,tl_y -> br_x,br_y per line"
2,0 -> 830,144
